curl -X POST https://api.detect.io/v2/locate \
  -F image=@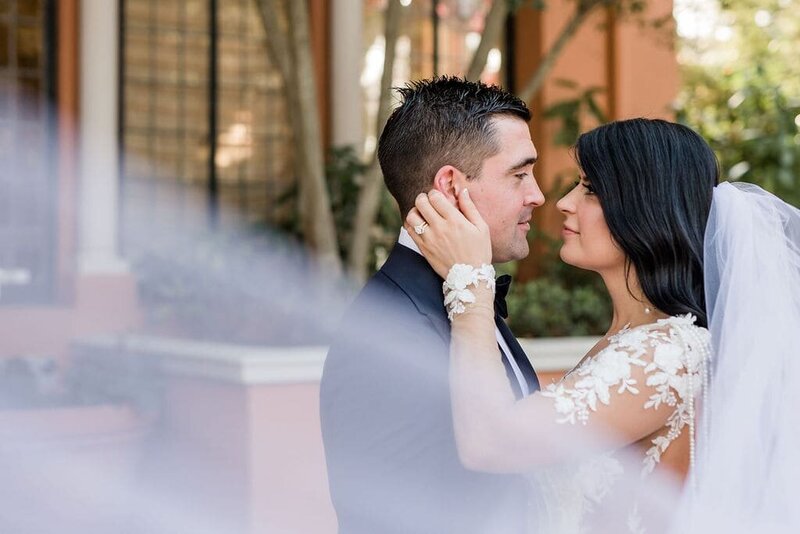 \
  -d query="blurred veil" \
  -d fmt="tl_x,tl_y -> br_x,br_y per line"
673,182 -> 800,533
